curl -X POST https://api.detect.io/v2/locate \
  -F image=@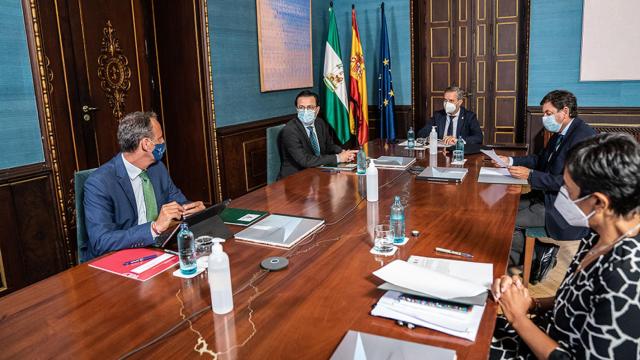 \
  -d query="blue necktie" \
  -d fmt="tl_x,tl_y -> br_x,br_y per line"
307,126 -> 320,156
447,116 -> 455,136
